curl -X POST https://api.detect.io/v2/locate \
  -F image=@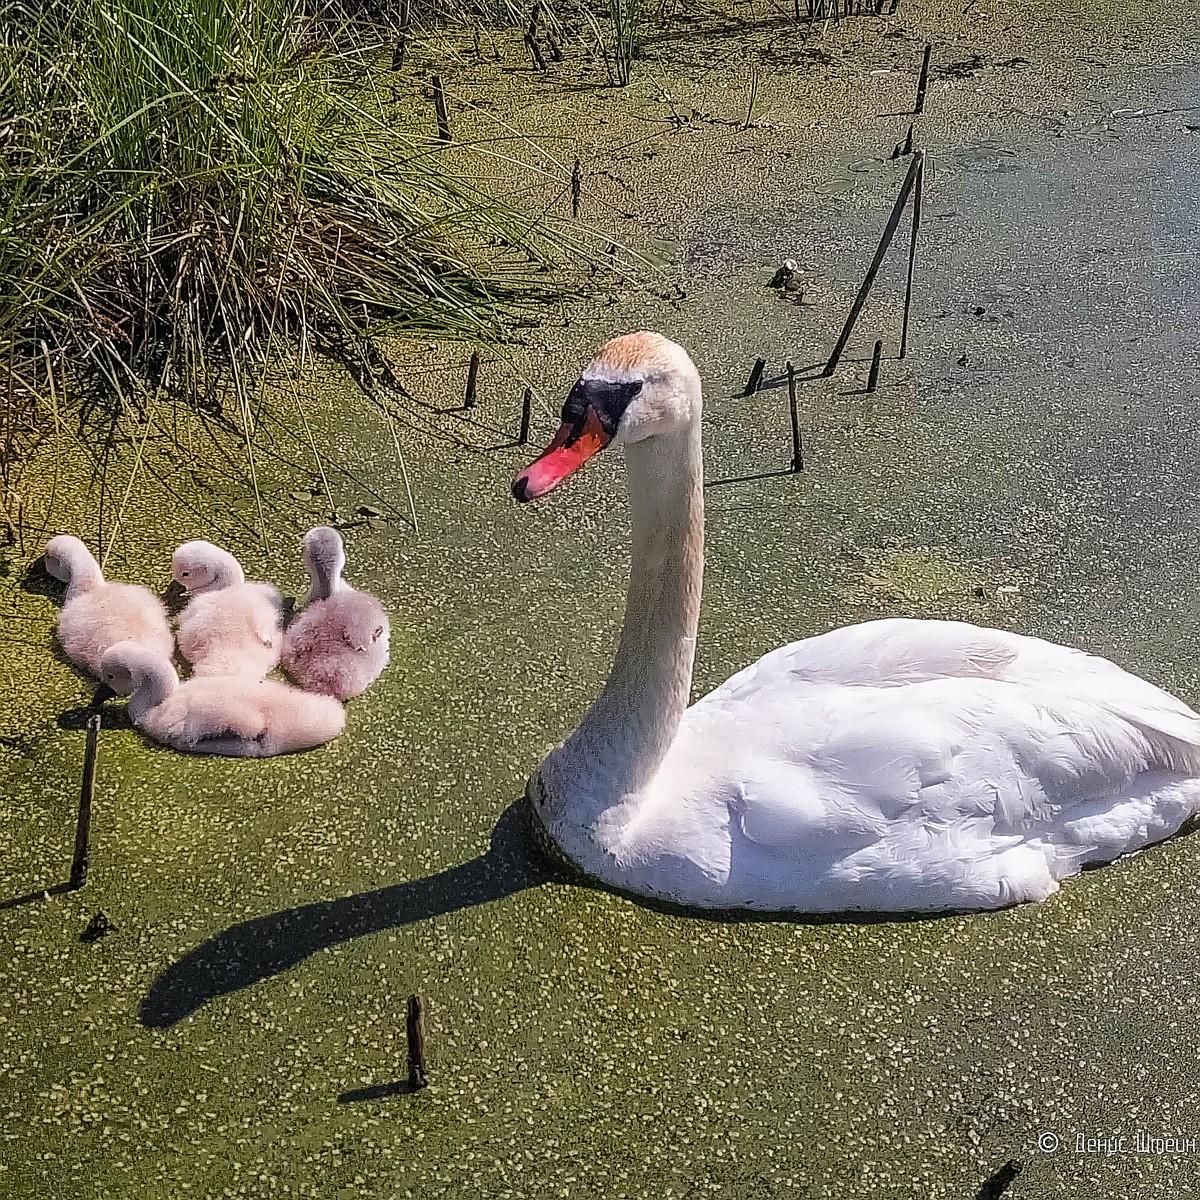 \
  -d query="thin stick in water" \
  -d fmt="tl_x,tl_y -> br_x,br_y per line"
892,122 -> 915,159
822,150 -> 923,377
743,67 -> 759,130
464,351 -> 480,409
914,44 -> 932,115
432,76 -> 452,141
787,361 -> 803,472
900,153 -> 924,359
385,408 -> 420,536
744,358 -> 767,395
525,33 -> 548,71
70,713 -> 101,891
519,387 -> 532,445
407,994 -> 429,1090
866,339 -> 883,392
571,158 -> 582,218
